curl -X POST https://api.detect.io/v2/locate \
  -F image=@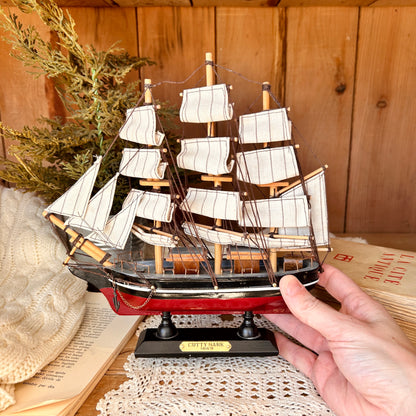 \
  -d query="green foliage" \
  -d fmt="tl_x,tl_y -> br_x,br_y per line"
0,0 -> 175,209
